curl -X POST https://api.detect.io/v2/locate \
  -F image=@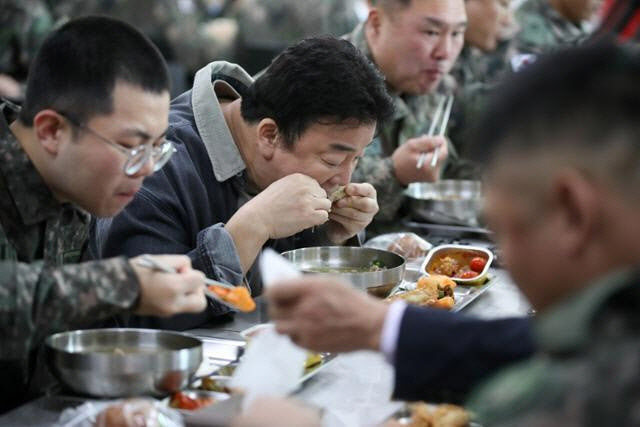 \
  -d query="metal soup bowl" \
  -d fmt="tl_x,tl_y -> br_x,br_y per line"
405,180 -> 483,227
281,246 -> 406,298
45,328 -> 202,398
